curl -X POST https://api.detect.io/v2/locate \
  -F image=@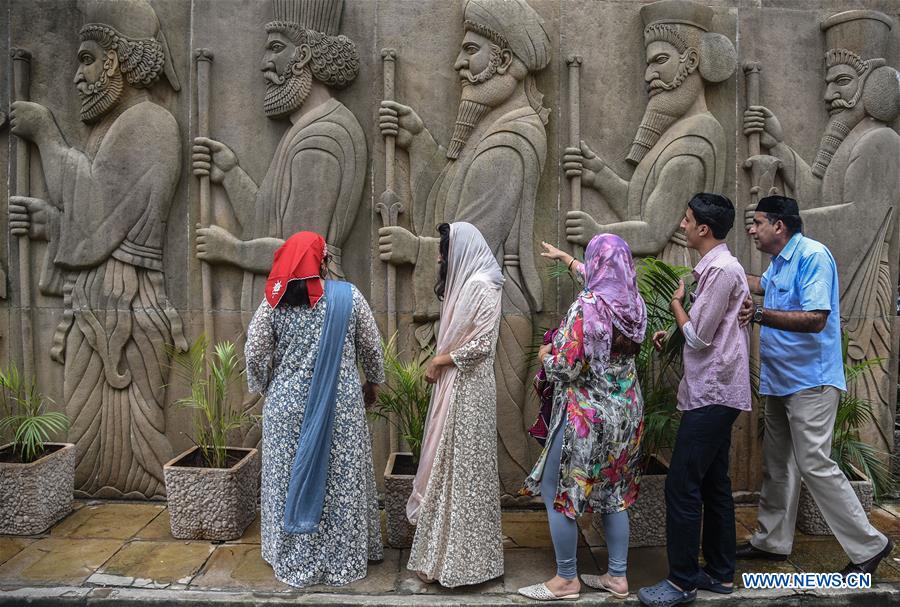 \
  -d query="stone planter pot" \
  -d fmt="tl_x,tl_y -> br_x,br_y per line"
797,477 -> 873,536
592,458 -> 668,547
164,445 -> 260,541
384,451 -> 416,548
0,442 -> 75,535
